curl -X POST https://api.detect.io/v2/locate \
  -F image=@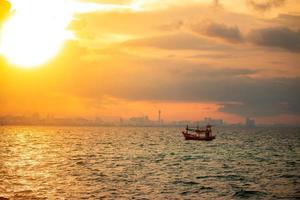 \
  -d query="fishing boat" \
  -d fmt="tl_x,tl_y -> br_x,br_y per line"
182,124 -> 216,141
